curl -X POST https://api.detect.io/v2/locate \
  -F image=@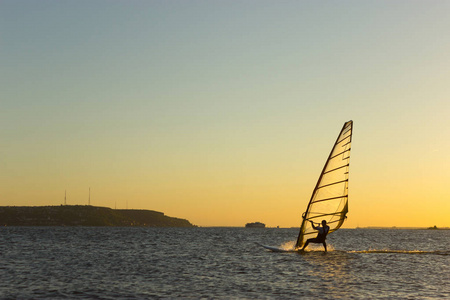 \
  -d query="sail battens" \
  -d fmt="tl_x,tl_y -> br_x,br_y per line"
317,179 -> 348,190
337,131 -> 352,143
295,121 -> 353,249
336,136 -> 350,145
340,140 -> 351,148
312,195 -> 347,204
330,148 -> 351,160
341,126 -> 352,136
323,164 -> 349,175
